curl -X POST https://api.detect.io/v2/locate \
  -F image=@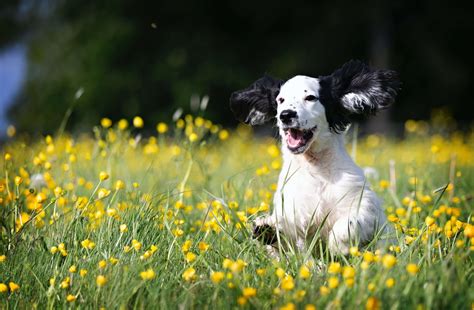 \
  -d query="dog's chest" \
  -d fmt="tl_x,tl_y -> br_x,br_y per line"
273,162 -> 330,230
